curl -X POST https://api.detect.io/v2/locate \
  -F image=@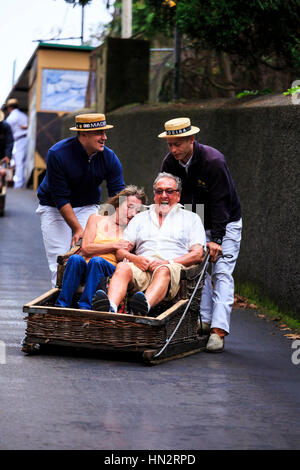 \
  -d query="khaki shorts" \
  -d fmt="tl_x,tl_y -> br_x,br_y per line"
127,262 -> 183,300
